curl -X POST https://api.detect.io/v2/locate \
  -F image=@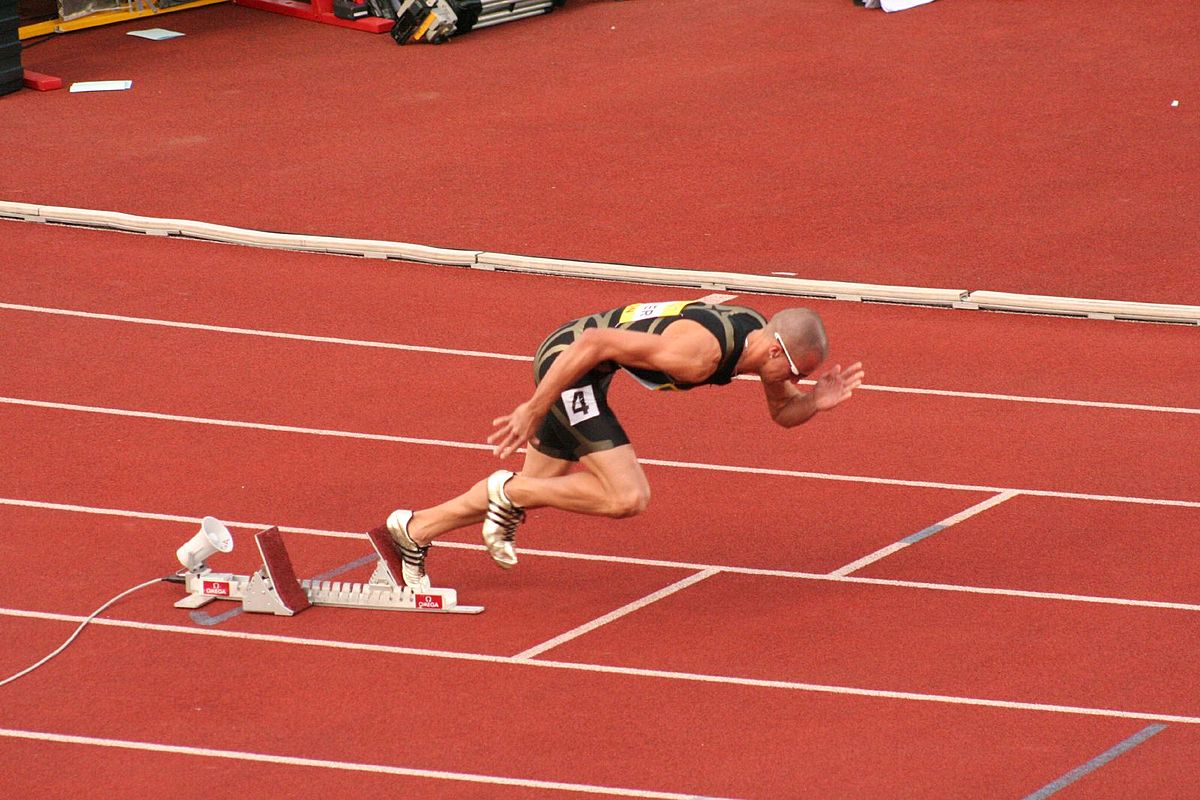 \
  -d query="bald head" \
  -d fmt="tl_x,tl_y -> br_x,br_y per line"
766,308 -> 828,362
